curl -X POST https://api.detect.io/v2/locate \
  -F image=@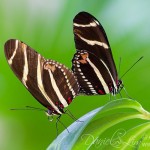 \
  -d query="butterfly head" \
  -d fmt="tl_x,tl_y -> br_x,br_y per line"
110,80 -> 123,95
46,106 -> 64,116
116,80 -> 124,94
46,109 -> 55,116
118,79 -> 124,87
